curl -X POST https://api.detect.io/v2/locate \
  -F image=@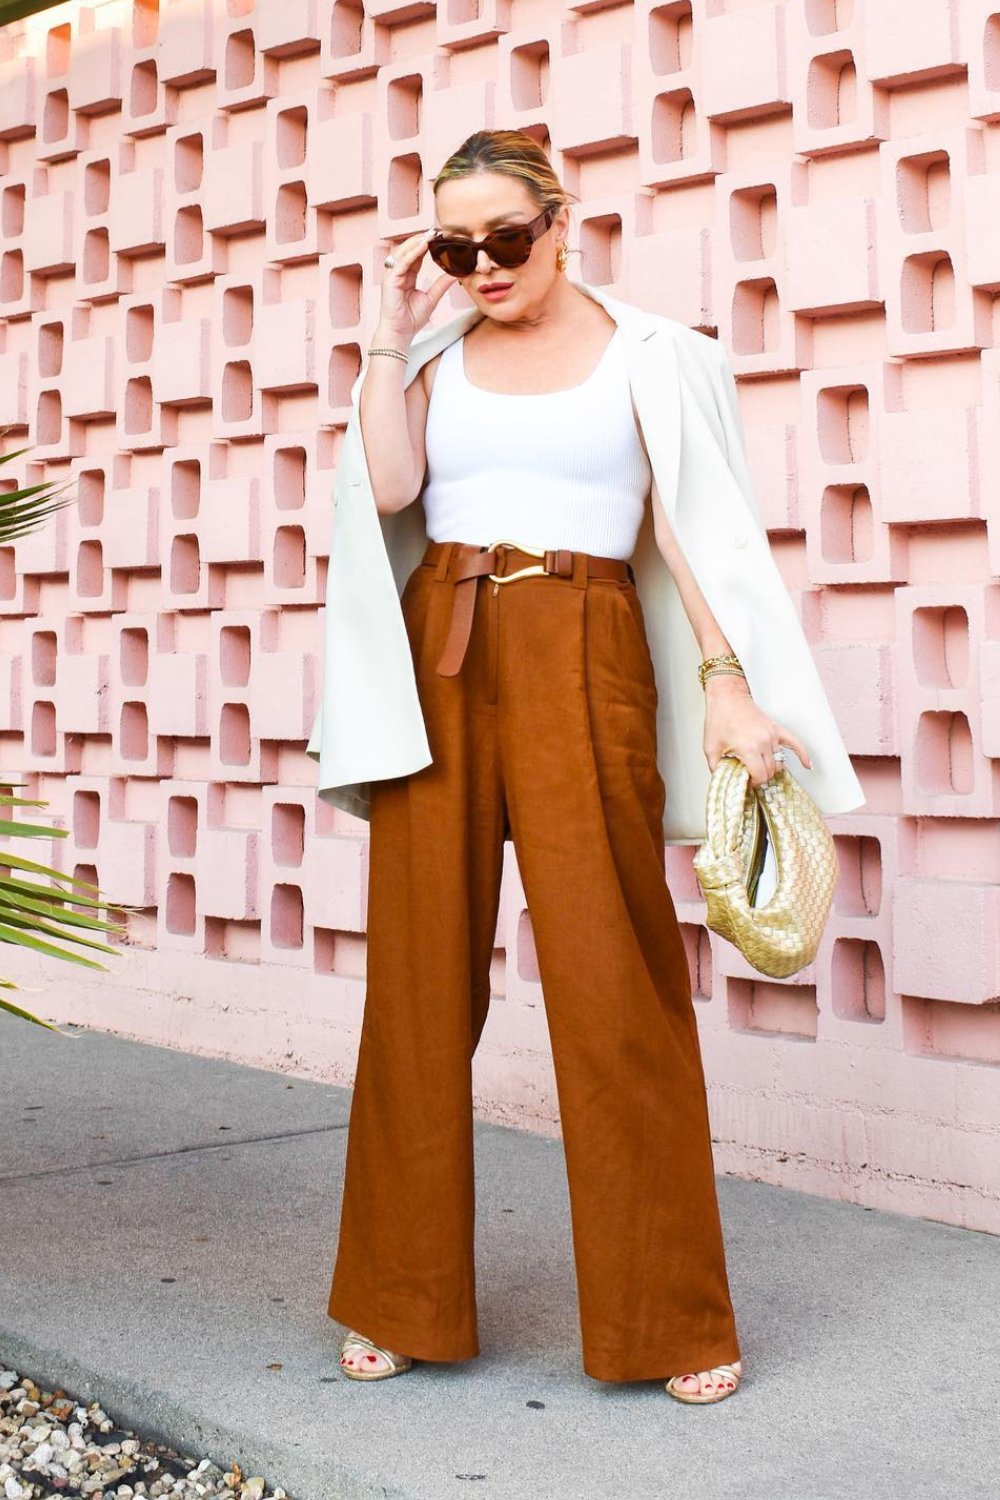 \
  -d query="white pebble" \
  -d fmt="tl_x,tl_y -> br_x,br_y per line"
0,1365 -> 285,1500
